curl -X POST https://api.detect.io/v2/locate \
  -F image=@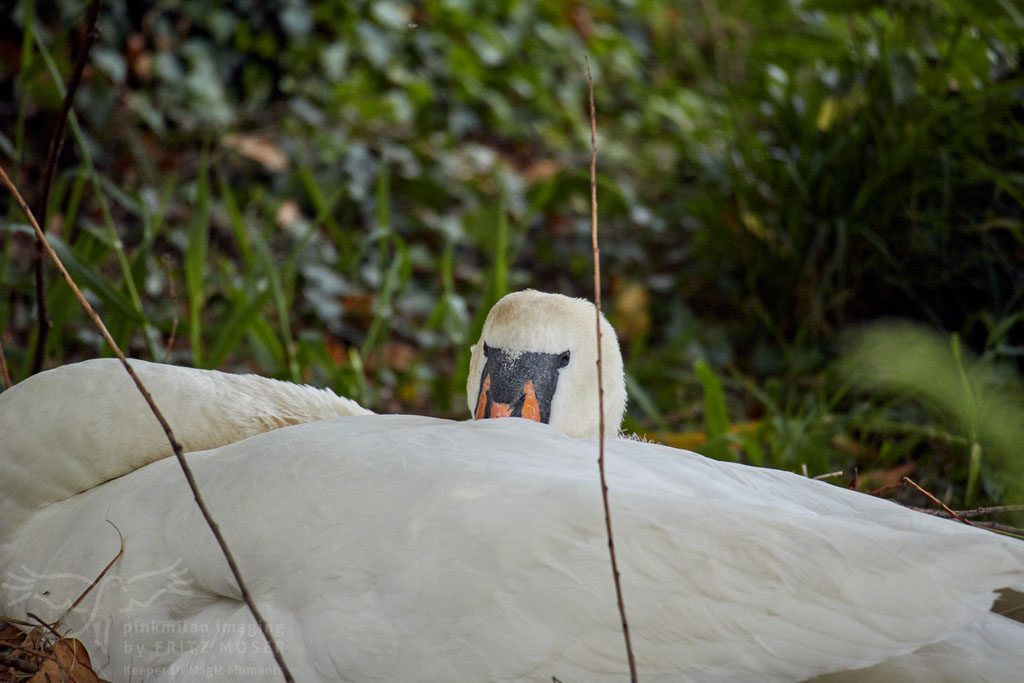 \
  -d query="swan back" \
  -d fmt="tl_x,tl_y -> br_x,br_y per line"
4,416 -> 1022,681
0,358 -> 370,534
